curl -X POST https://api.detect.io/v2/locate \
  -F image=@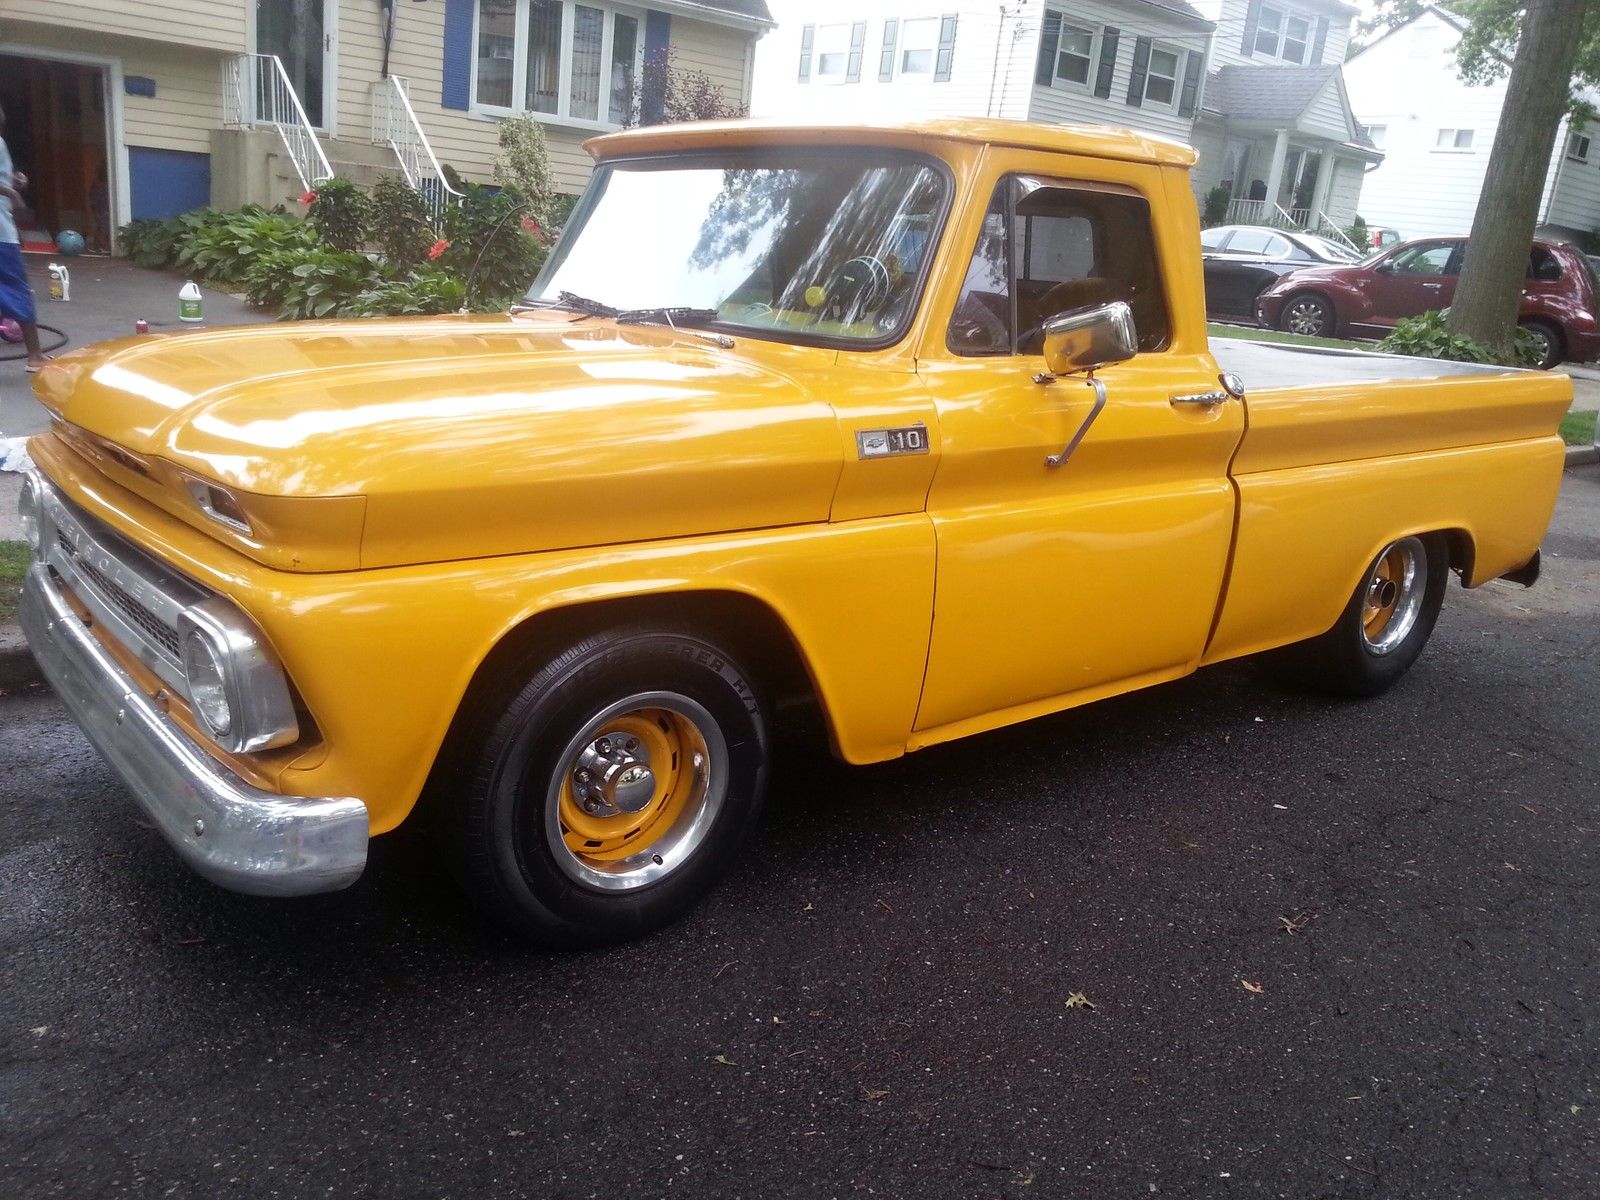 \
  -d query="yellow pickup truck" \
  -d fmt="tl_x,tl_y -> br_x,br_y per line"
16,119 -> 1567,946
